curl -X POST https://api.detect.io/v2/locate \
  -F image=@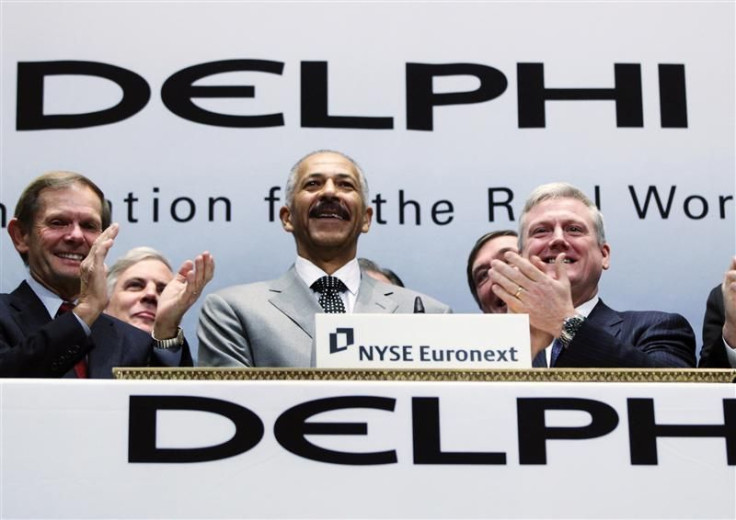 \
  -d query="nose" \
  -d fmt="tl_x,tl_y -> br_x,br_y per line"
321,178 -> 337,197
549,226 -> 569,249
63,222 -> 85,243
140,282 -> 159,305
